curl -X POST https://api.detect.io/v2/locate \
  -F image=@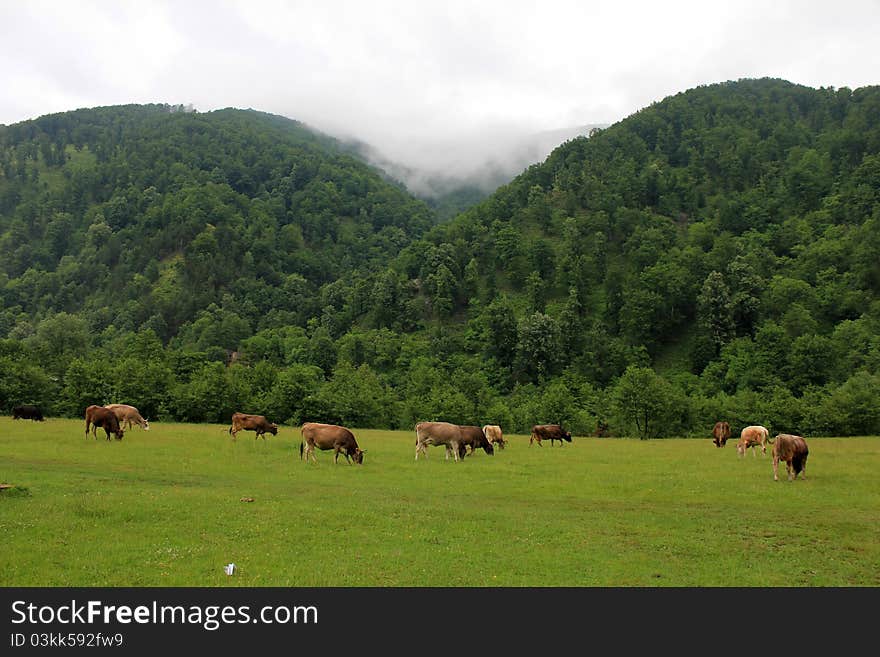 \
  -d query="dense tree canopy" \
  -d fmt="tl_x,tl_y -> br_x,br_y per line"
2,79 -> 879,437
